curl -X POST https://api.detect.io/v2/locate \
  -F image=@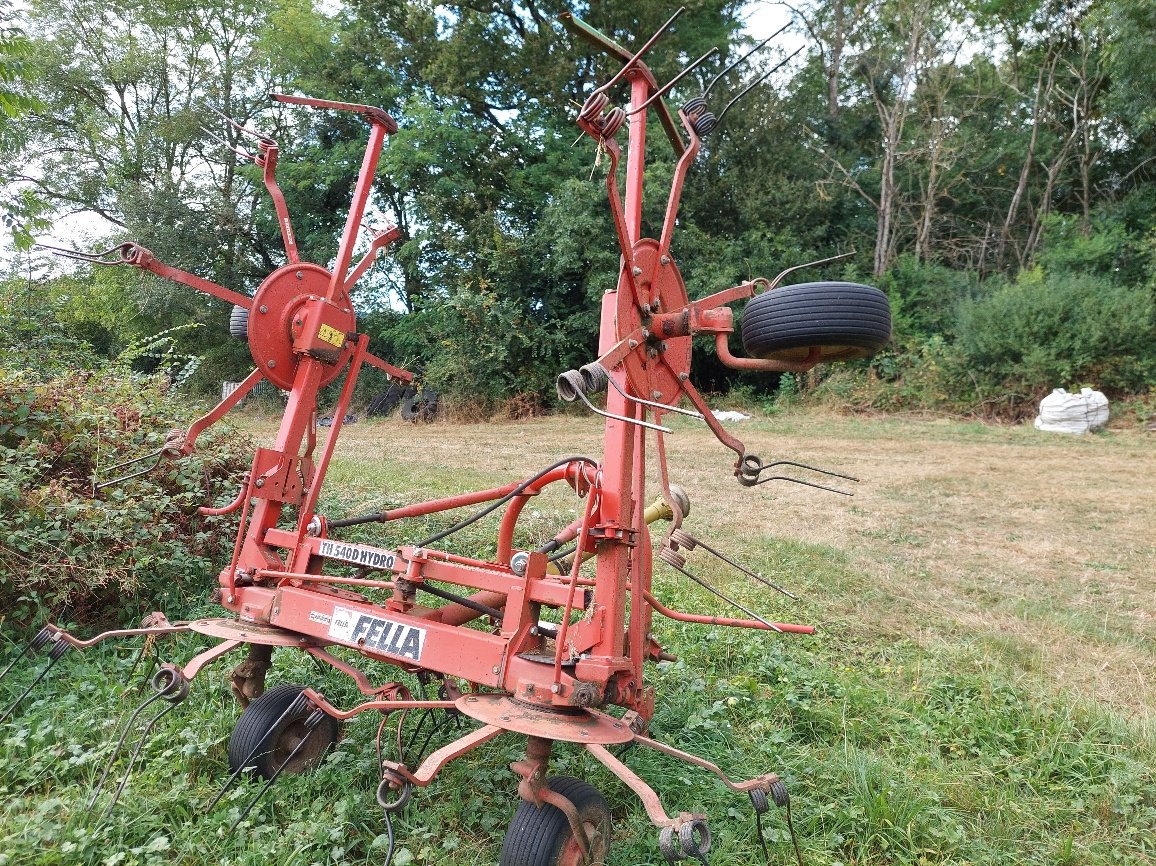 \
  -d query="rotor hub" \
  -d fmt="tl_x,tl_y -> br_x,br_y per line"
248,263 -> 356,390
